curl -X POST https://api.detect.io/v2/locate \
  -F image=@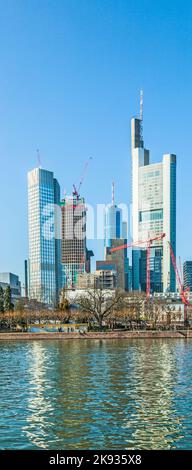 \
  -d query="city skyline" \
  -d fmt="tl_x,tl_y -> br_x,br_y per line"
1,2 -> 192,458
0,1 -> 192,284
1,97 -> 190,288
